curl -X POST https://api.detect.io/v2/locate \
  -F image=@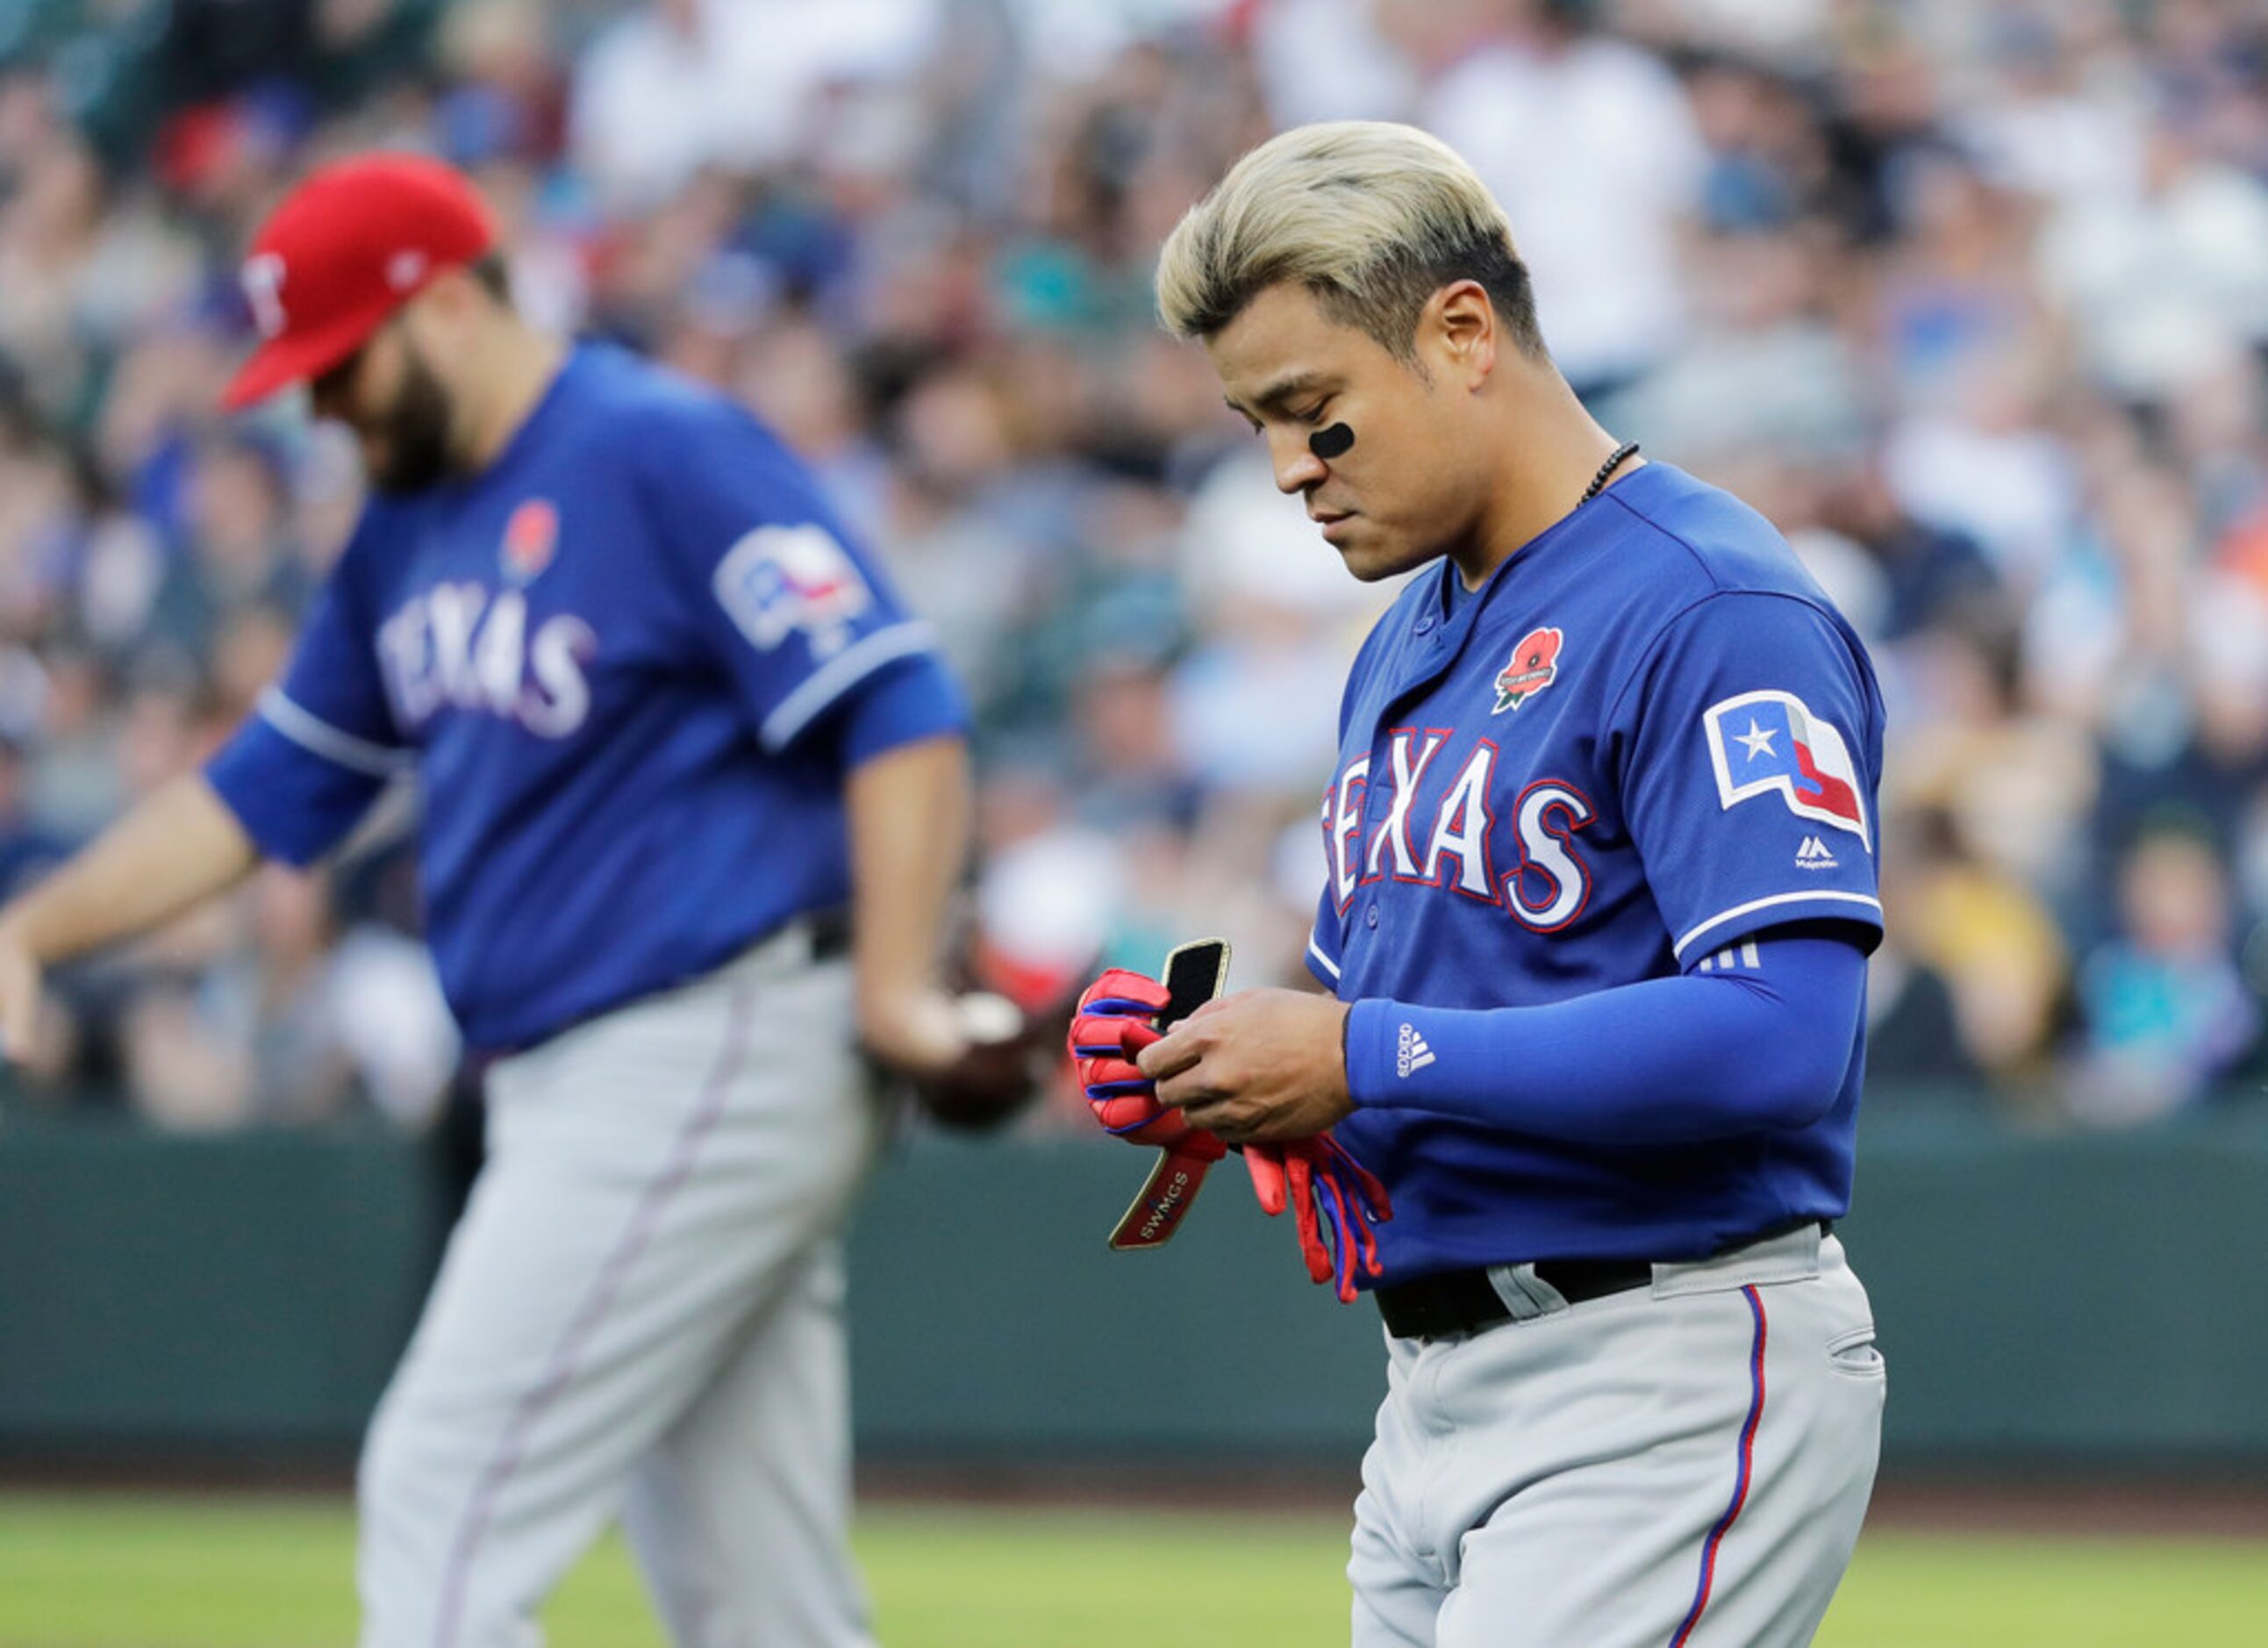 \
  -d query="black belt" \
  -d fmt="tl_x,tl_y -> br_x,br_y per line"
1375,1258 -> 1651,1339
1376,1220 -> 1831,1341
